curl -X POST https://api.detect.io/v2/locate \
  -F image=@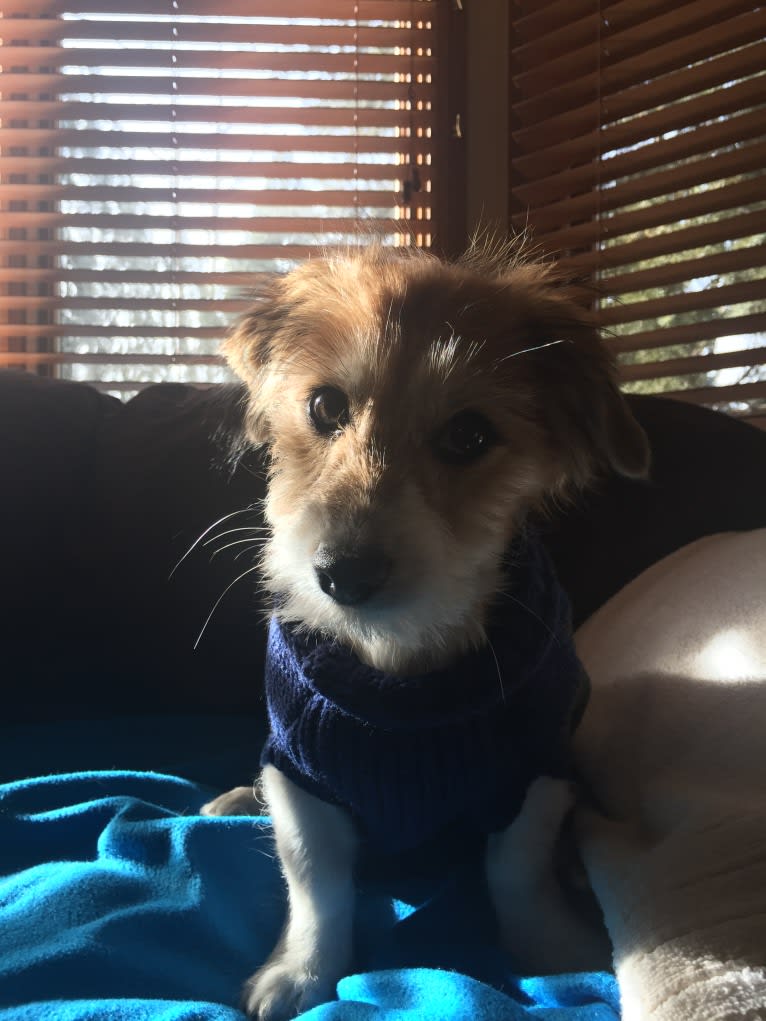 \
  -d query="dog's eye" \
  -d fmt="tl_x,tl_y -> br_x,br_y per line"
308,386 -> 350,435
435,410 -> 497,464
